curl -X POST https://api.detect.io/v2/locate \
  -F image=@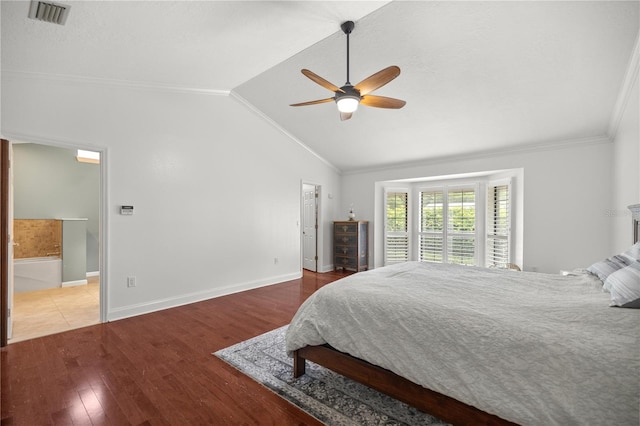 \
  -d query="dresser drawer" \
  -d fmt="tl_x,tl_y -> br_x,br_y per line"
335,255 -> 357,269
335,235 -> 358,246
335,223 -> 358,234
335,245 -> 357,256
